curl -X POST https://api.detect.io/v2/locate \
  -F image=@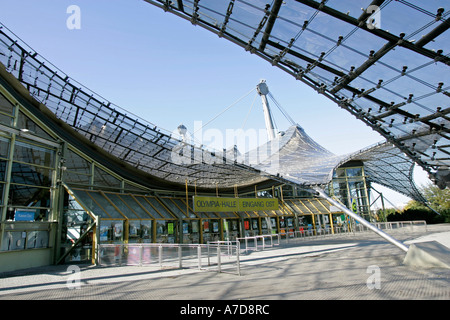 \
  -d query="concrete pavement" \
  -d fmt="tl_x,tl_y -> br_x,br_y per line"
0,224 -> 449,302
